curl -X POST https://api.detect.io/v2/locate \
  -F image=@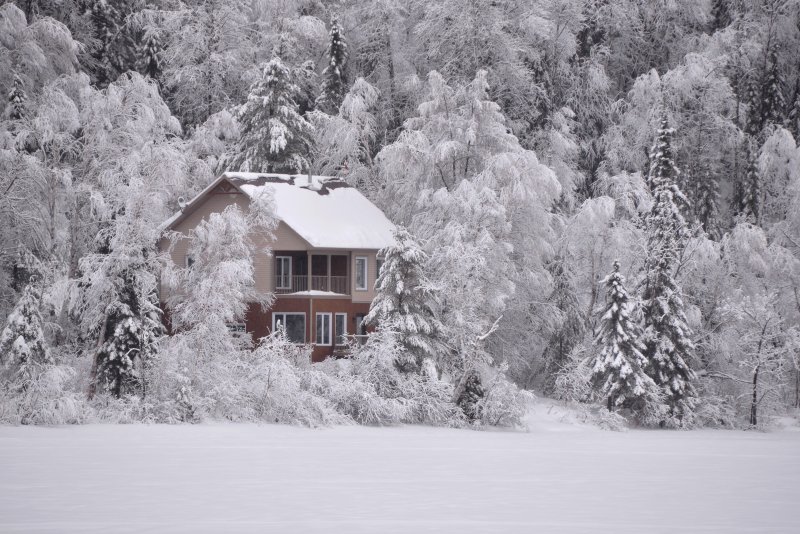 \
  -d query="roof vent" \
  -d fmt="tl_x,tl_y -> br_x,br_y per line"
178,196 -> 187,210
